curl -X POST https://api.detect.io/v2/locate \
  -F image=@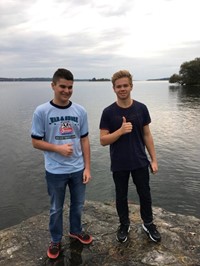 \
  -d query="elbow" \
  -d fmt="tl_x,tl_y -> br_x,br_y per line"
100,138 -> 107,146
32,144 -> 38,149
32,139 -> 39,149
101,142 -> 107,147
32,143 -> 38,149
